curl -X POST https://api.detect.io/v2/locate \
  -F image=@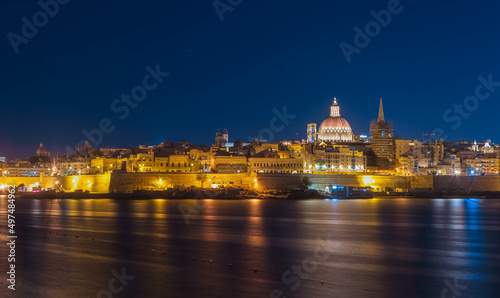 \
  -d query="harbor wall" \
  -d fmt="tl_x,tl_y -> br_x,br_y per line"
2,173 -> 500,193
255,173 -> 433,191
108,172 -> 256,193
0,174 -> 111,193
433,176 -> 500,192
